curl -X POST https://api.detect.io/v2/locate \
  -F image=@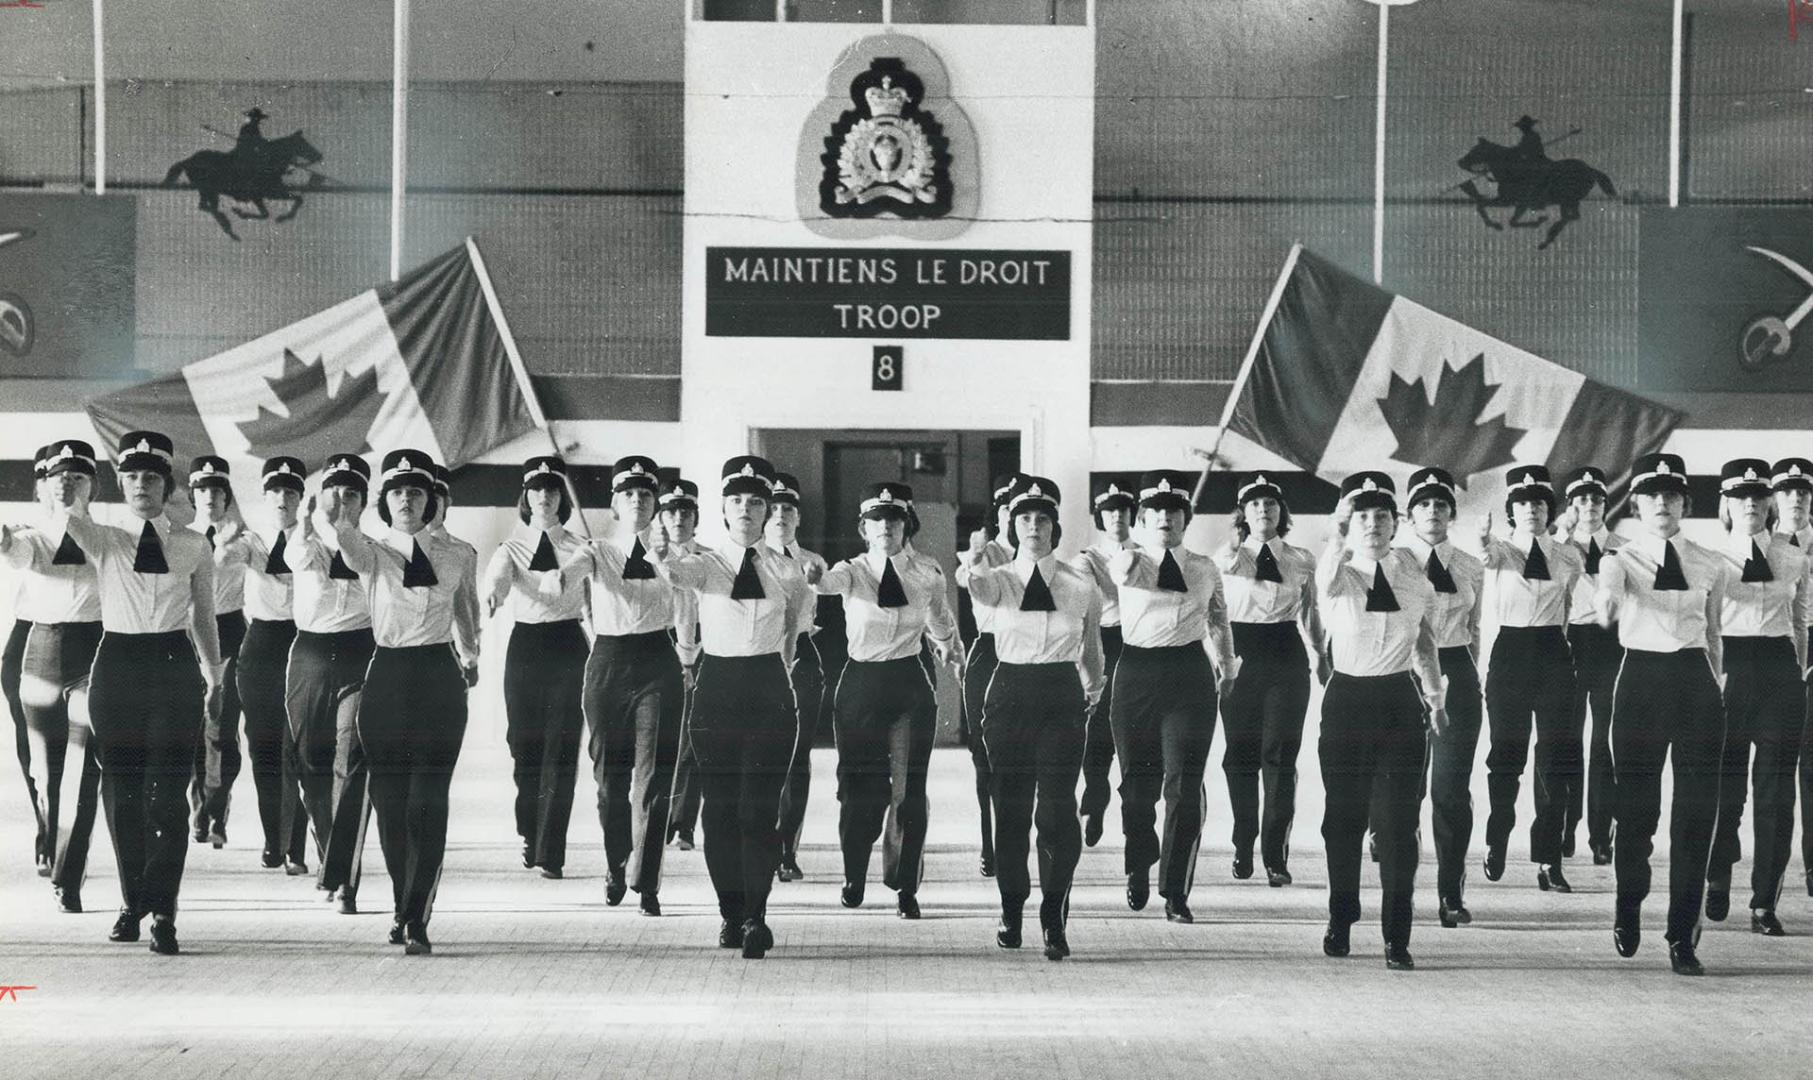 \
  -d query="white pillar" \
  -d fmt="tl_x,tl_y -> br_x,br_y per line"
1669,0 -> 1684,208
91,0 -> 105,194
390,0 -> 411,281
